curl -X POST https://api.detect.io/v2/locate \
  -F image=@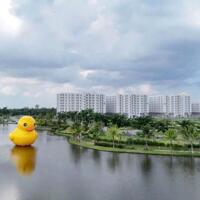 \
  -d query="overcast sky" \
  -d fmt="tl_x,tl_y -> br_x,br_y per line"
1,0 -> 200,107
